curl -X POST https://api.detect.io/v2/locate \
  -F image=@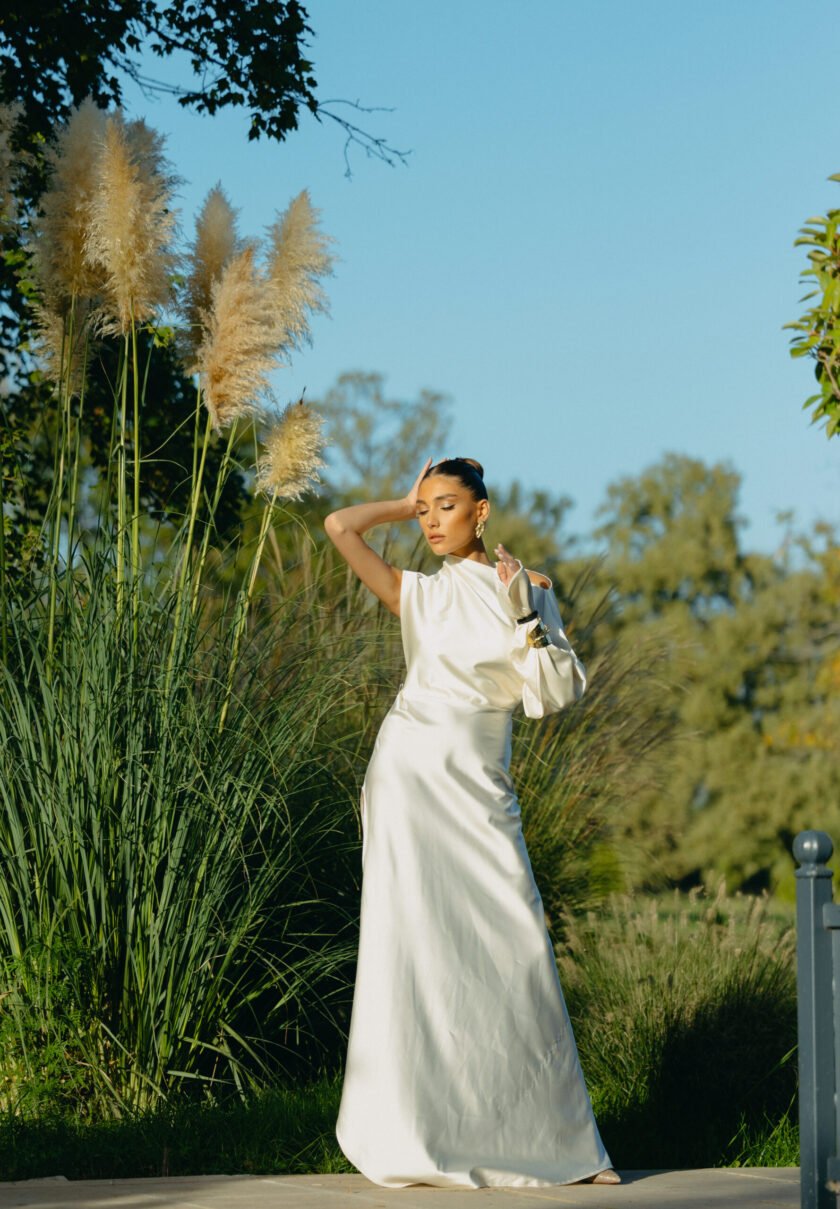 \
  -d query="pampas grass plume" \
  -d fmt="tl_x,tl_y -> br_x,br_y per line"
195,244 -> 277,431
33,306 -> 91,397
85,112 -> 177,335
266,190 -> 334,356
28,99 -> 108,389
182,184 -> 241,371
124,117 -> 180,199
30,98 -> 108,311
257,401 -> 325,501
